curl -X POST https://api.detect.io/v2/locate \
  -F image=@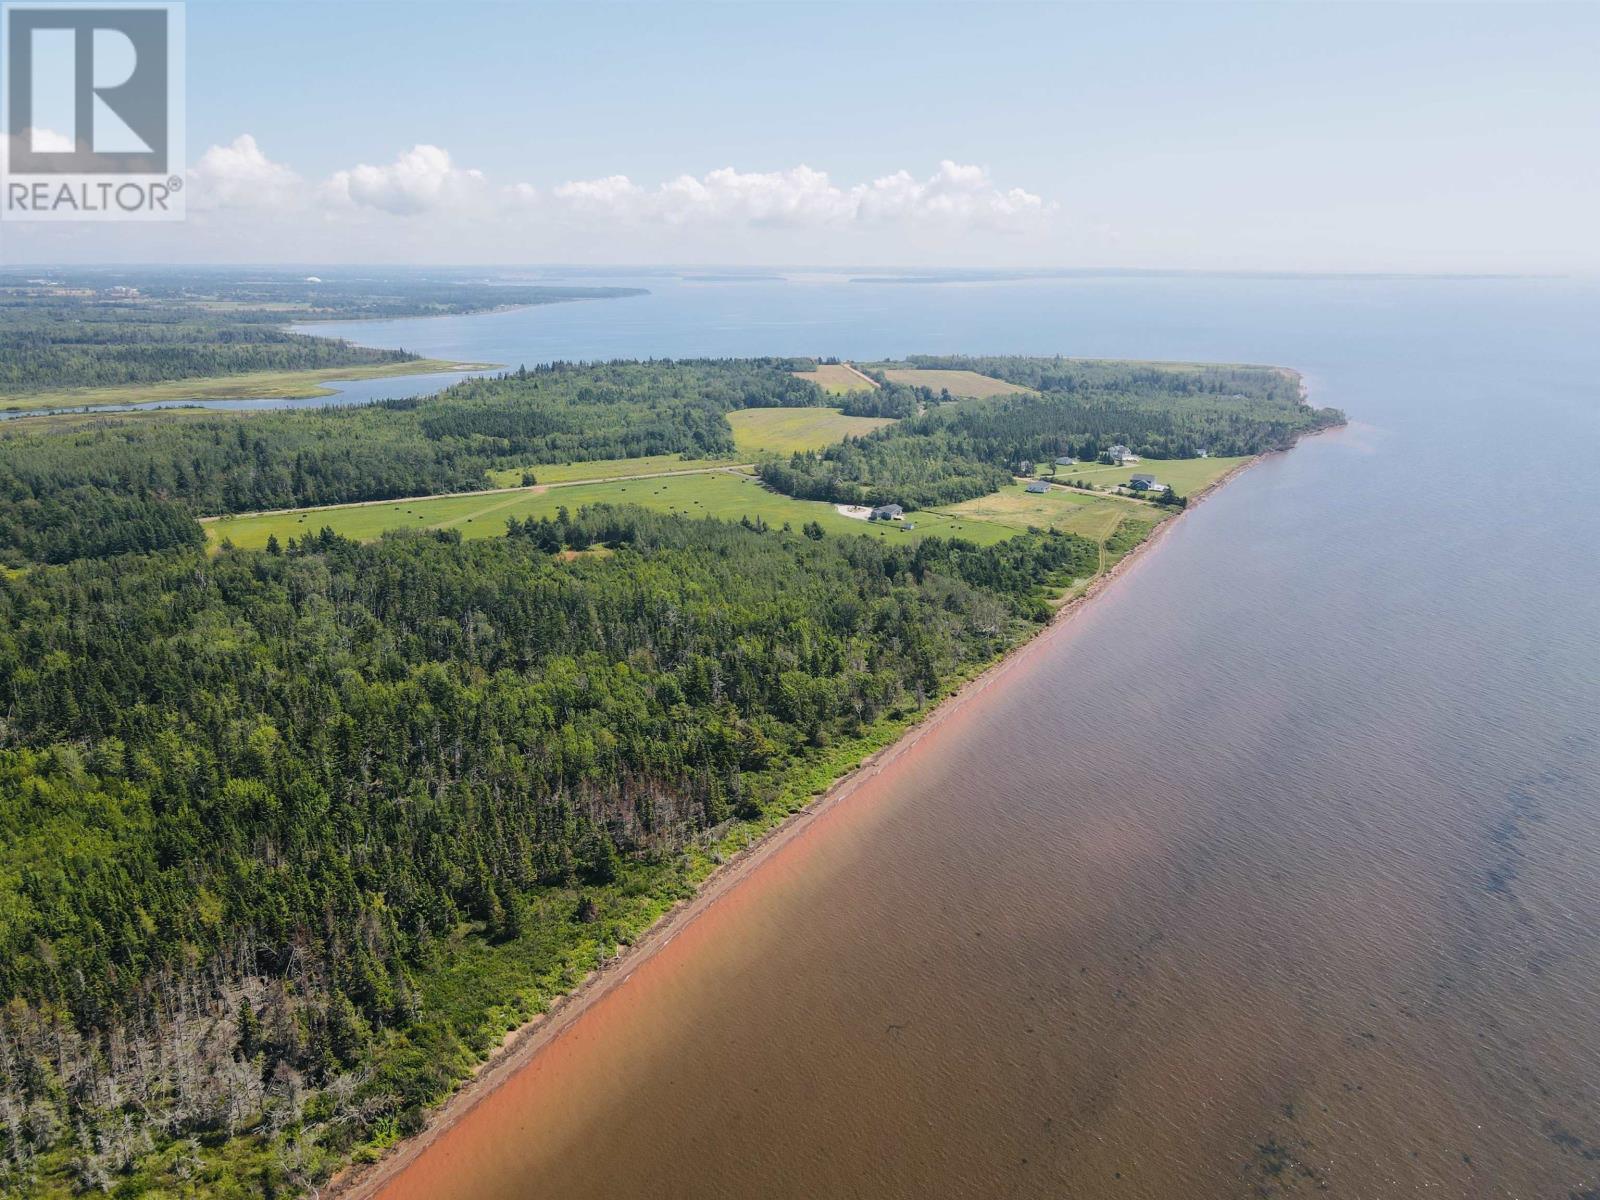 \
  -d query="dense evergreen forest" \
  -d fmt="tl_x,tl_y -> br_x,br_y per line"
0,509 -> 1097,1196
0,361 -> 819,564
760,357 -> 1342,511
0,270 -> 642,395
